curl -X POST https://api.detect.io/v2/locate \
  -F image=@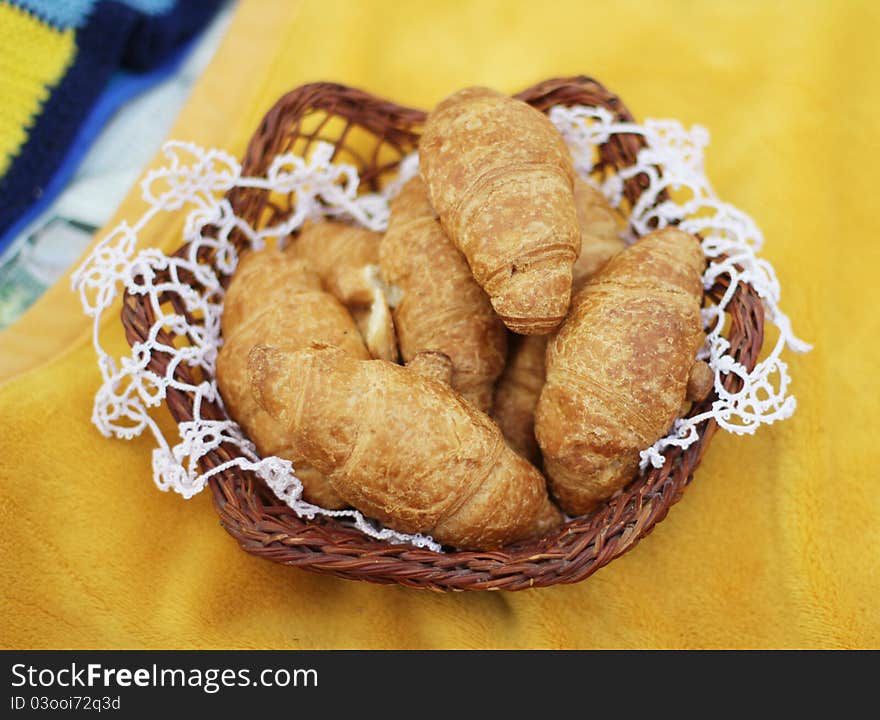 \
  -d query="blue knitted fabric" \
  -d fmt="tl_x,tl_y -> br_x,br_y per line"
0,0 -> 224,244
10,0 -> 176,29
